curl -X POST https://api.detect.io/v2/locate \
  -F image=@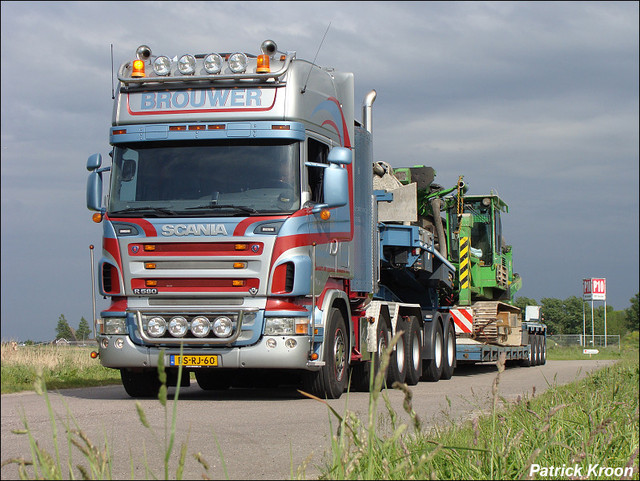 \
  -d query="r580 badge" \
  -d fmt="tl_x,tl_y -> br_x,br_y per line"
133,288 -> 158,295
